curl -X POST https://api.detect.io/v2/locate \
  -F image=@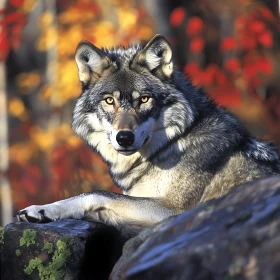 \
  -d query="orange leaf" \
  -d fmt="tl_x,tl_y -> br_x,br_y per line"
170,7 -> 186,27
186,17 -> 204,36
258,31 -> 272,47
220,37 -> 237,52
190,37 -> 204,53
225,58 -> 241,72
